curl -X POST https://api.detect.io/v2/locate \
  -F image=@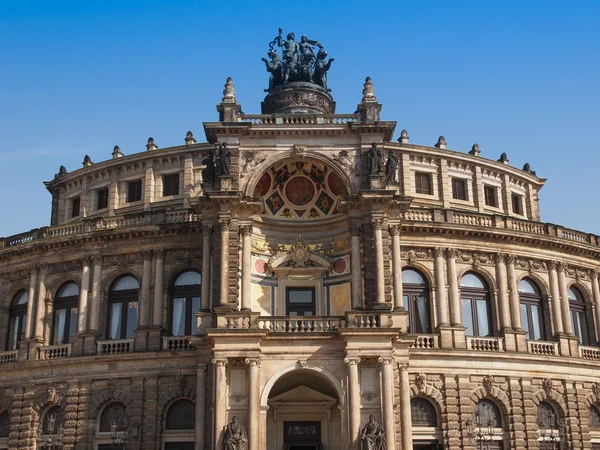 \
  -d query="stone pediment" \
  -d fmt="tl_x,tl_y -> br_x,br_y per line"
268,385 -> 337,408
268,236 -> 331,279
